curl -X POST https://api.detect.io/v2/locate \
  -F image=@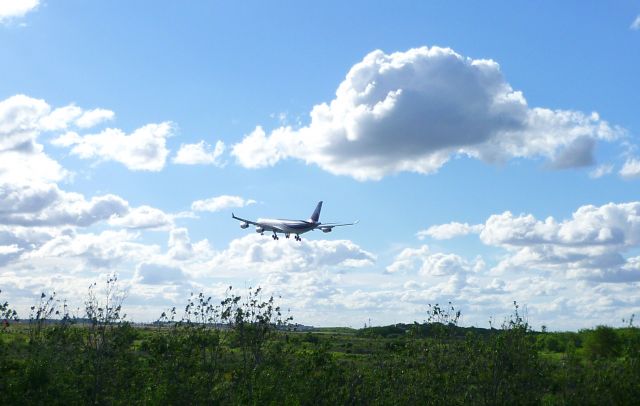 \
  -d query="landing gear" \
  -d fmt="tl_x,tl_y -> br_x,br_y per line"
269,232 -> 299,241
